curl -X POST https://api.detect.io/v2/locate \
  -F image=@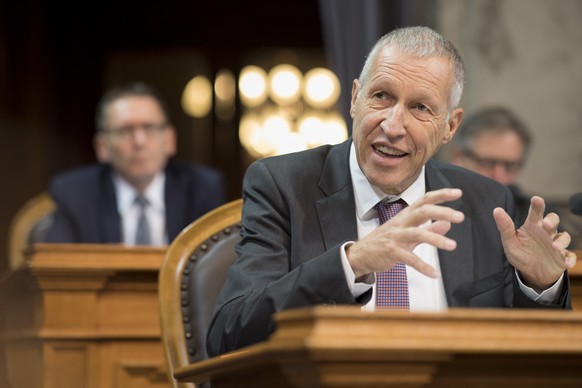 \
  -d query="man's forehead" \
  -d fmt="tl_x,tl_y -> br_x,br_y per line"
105,96 -> 164,120
374,46 -> 452,73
